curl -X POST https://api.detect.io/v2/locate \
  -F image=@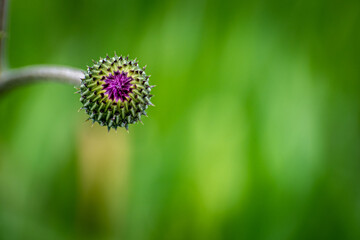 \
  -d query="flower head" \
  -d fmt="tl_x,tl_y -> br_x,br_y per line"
78,54 -> 154,131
